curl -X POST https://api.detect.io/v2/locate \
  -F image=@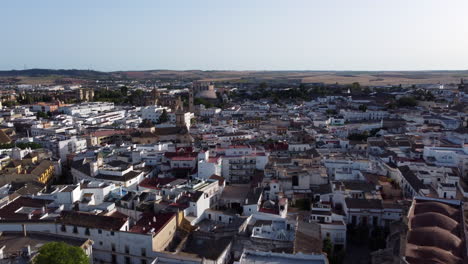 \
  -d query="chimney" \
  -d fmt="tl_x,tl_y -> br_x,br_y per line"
153,216 -> 156,222
22,224 -> 27,237
23,245 -> 31,257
